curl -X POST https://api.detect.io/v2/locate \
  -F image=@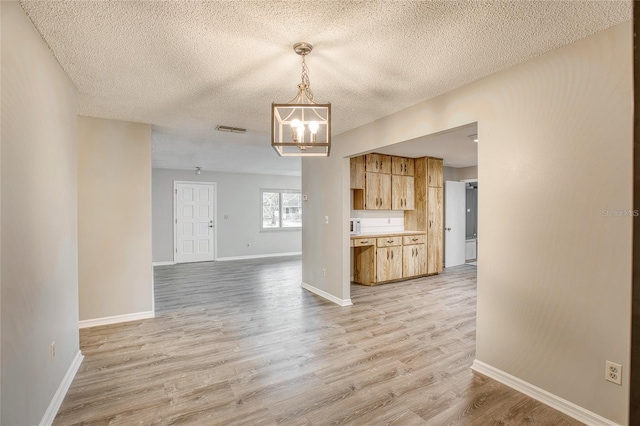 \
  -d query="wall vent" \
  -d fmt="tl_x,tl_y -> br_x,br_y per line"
216,125 -> 246,134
